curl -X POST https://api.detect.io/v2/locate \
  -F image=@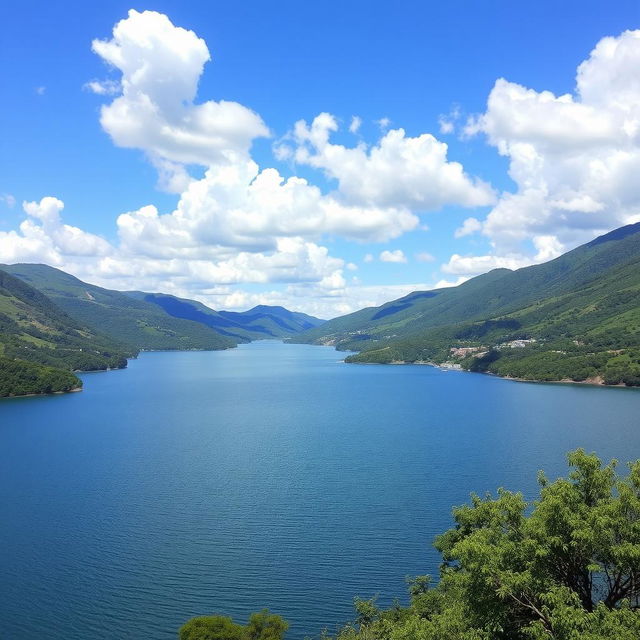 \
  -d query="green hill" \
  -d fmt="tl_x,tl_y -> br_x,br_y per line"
129,294 -> 324,342
3,264 -> 236,351
0,268 -> 133,396
0,264 -> 324,396
293,223 -> 640,385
